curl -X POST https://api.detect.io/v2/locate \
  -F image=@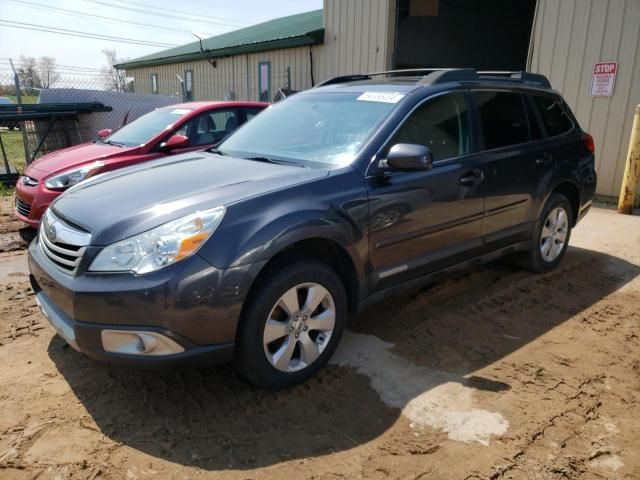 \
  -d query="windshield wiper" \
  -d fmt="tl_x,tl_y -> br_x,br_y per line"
99,139 -> 125,147
208,147 -> 228,156
244,156 -> 304,167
